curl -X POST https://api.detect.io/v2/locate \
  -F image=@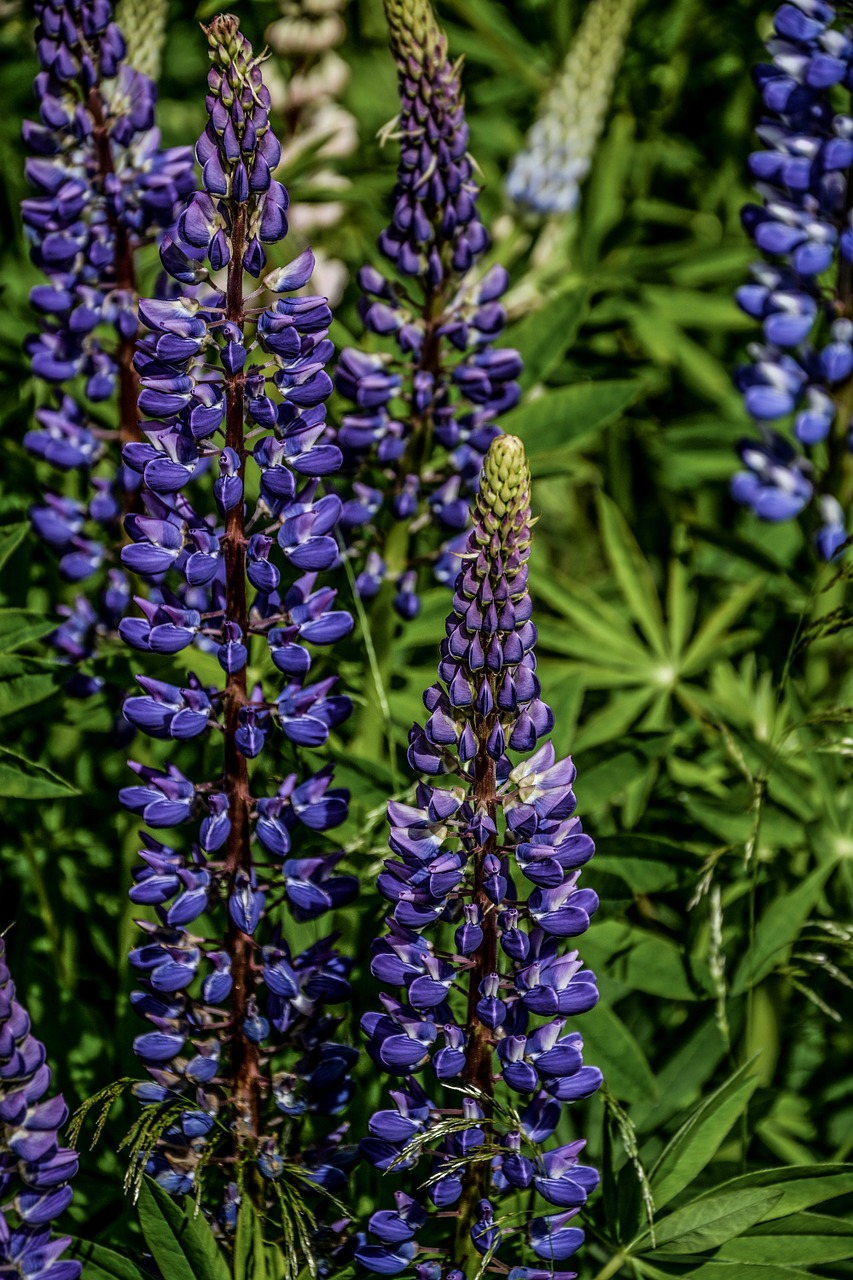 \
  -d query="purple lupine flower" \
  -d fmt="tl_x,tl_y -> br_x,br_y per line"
22,0 -> 195,689
356,437 -> 601,1277
118,15 -> 357,1230
334,0 -> 523,618
733,0 -> 853,557
0,939 -> 81,1280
